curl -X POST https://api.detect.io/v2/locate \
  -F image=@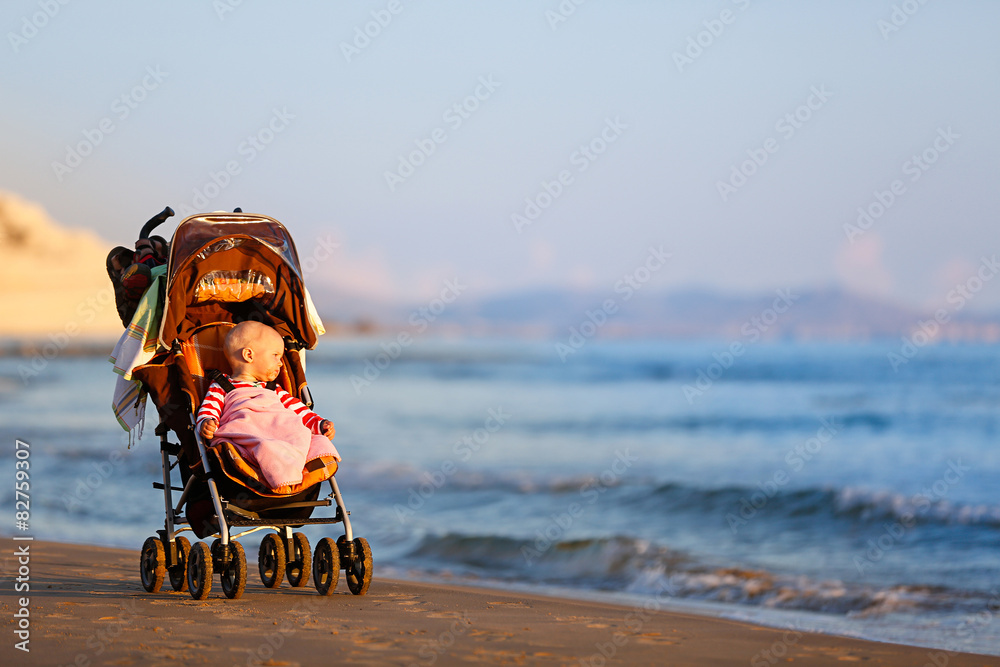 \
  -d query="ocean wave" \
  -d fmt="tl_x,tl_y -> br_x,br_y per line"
832,485 -> 1000,527
404,533 -> 989,617
347,462 -> 1000,529
343,460 -> 627,495
506,412 -> 891,435
635,482 -> 1000,529
383,411 -> 895,436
